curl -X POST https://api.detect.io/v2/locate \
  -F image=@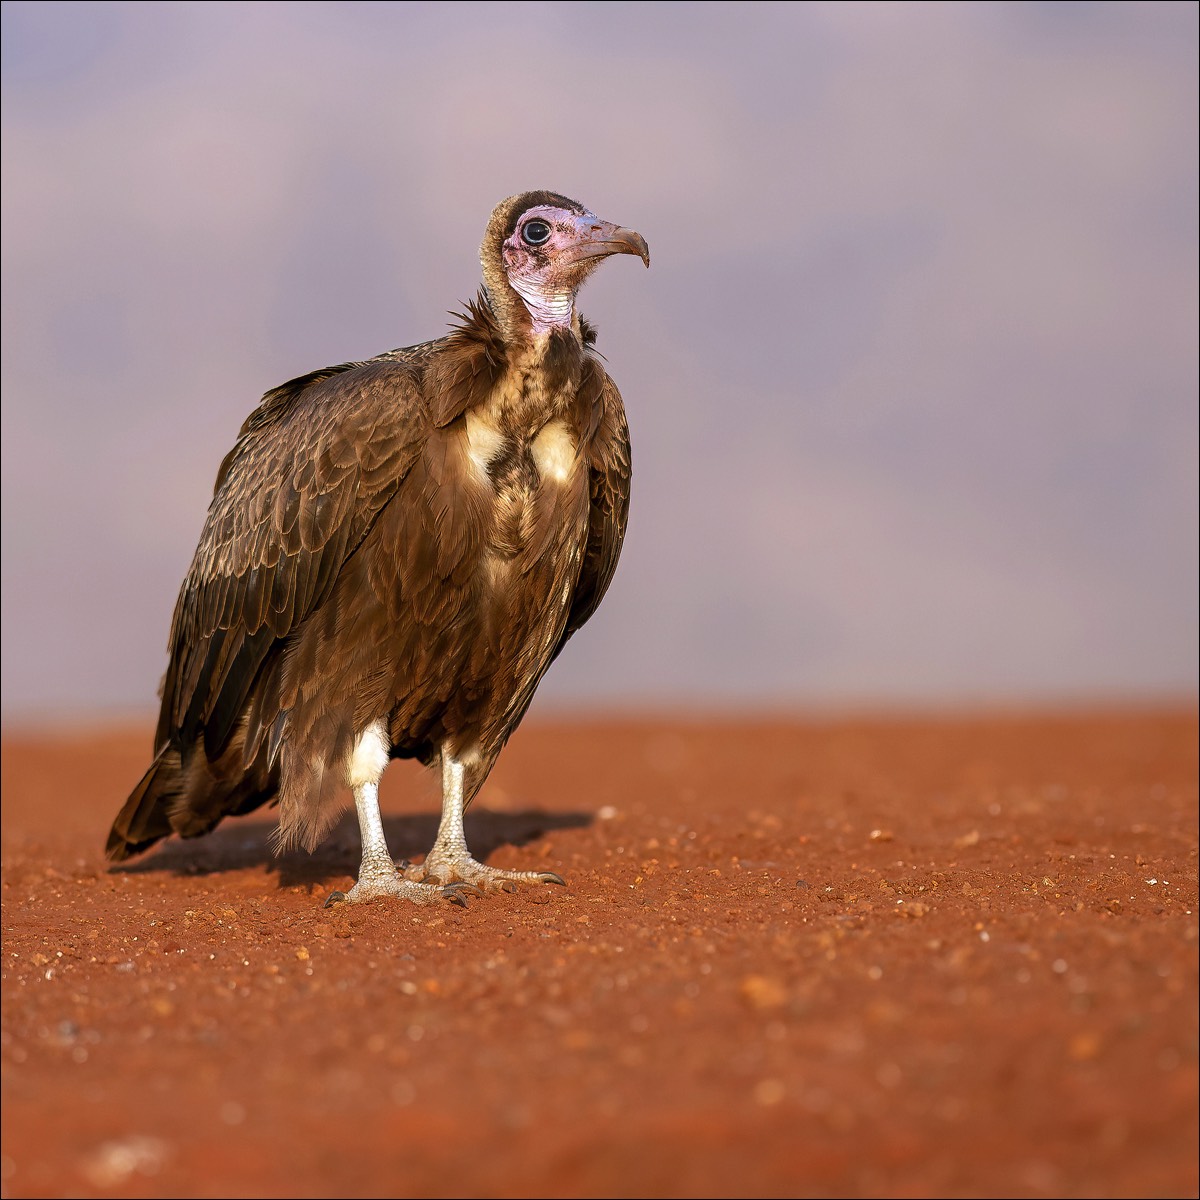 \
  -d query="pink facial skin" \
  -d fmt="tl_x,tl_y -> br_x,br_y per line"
502,205 -> 649,334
